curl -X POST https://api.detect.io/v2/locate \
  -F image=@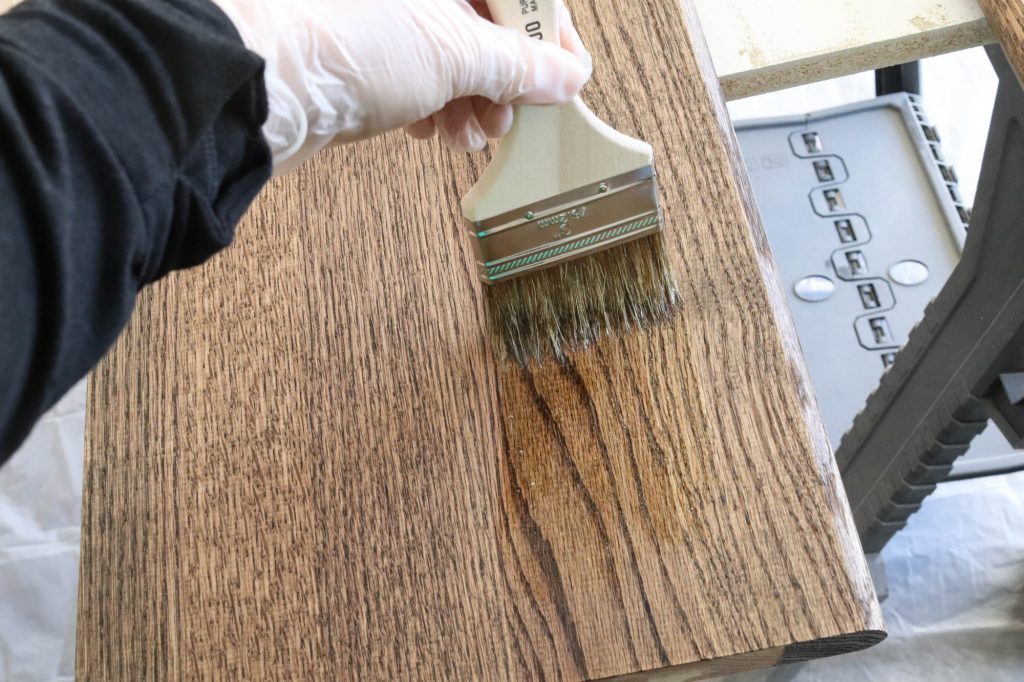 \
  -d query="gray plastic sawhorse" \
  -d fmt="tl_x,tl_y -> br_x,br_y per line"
838,46 -> 1024,553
